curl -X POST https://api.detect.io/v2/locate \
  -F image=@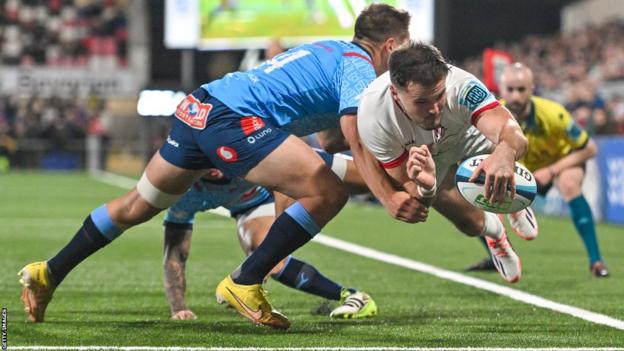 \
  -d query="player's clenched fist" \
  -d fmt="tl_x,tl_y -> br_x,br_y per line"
385,191 -> 429,223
